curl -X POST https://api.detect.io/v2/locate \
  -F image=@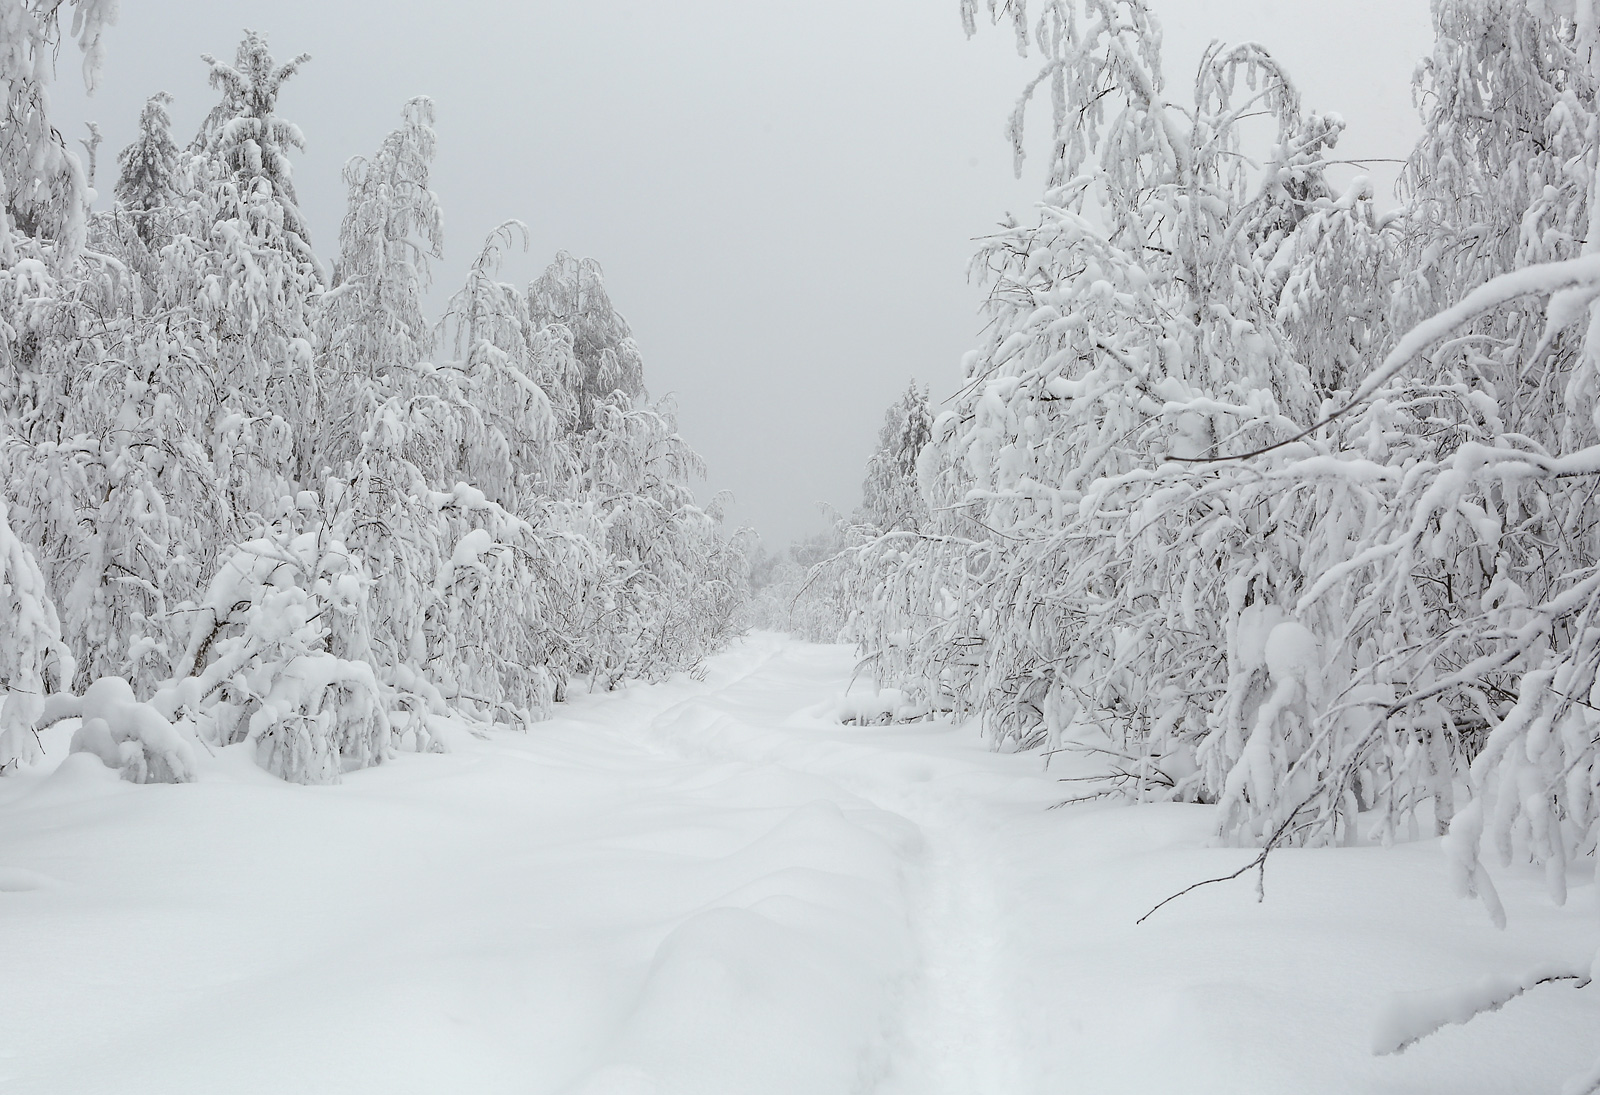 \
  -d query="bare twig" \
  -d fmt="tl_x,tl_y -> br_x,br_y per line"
1136,801 -> 1306,925
1378,969 -> 1591,1056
